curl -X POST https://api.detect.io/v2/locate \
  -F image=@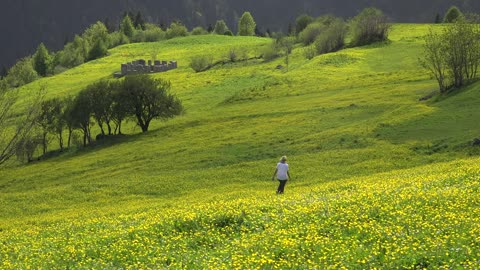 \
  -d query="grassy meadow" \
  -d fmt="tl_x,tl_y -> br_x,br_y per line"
1,24 -> 480,268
